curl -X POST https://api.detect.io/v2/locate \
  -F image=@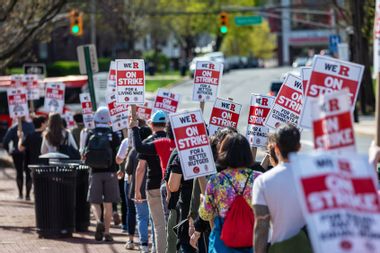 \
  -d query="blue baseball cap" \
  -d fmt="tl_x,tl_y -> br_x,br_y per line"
151,110 -> 167,123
